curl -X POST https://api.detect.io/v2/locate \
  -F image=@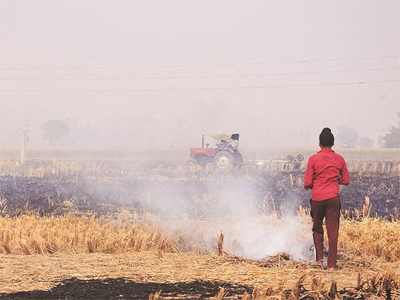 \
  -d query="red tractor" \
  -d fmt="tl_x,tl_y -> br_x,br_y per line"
187,133 -> 243,169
